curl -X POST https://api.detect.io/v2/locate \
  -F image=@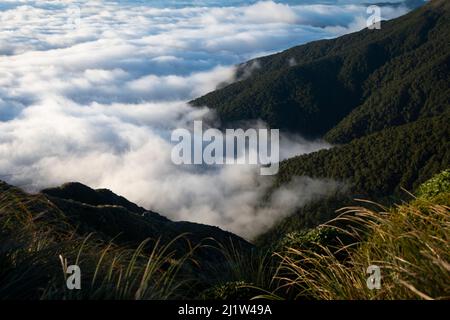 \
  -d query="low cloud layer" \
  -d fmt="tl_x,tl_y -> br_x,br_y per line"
0,1 -> 413,238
